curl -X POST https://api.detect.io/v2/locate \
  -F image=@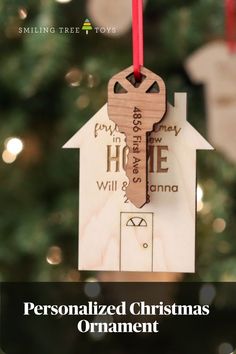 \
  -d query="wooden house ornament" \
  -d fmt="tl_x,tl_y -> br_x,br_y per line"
63,93 -> 213,273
